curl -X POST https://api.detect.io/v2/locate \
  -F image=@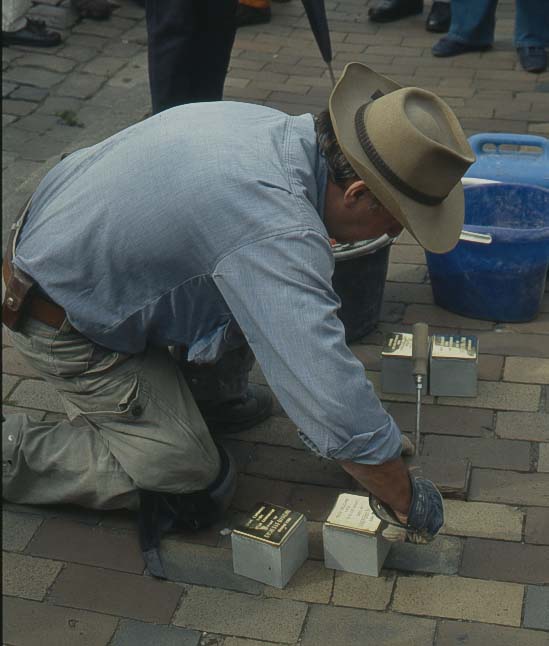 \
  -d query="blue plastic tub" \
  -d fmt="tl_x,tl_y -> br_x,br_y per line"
465,133 -> 549,188
426,183 -> 549,322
